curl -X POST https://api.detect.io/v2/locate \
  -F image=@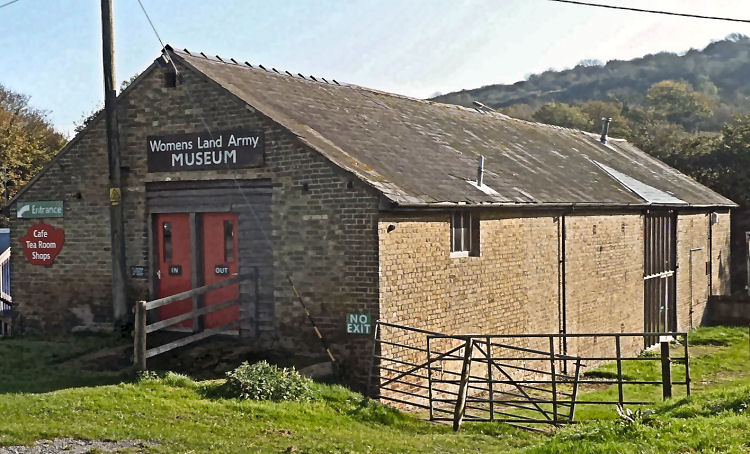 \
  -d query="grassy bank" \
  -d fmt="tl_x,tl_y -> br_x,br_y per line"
0,326 -> 746,453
